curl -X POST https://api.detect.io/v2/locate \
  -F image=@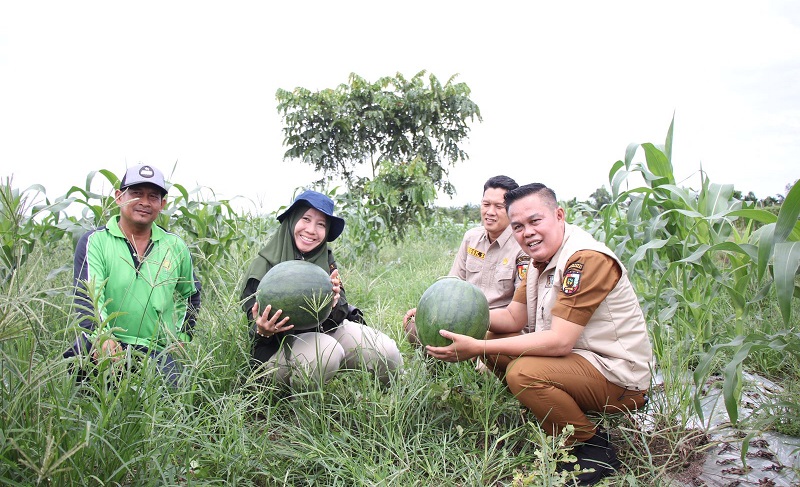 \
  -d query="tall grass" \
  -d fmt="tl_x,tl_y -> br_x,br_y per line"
1,121 -> 799,484
1,220 -> 550,486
